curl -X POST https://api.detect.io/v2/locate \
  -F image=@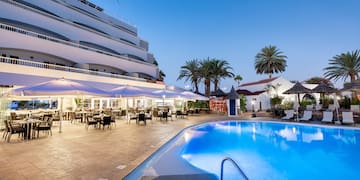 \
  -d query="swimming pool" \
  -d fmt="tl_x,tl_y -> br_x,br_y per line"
125,121 -> 360,179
